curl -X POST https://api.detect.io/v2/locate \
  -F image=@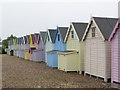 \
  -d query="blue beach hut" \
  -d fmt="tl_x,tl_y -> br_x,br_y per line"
47,26 -> 68,67
8,39 -> 14,55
